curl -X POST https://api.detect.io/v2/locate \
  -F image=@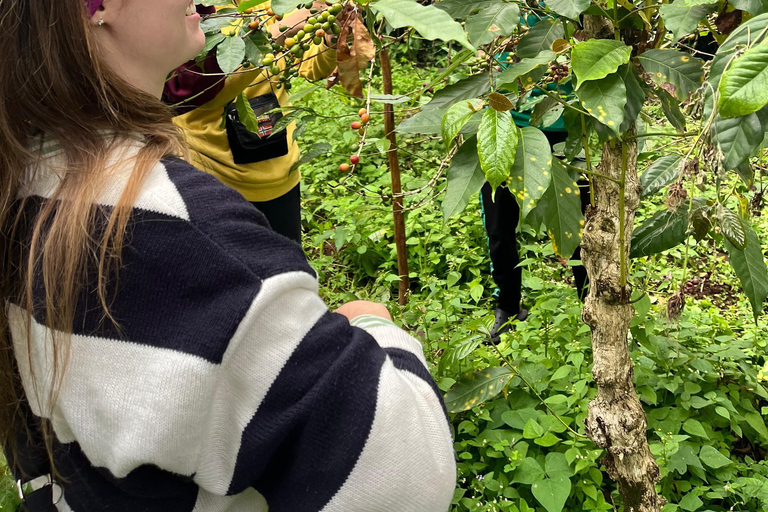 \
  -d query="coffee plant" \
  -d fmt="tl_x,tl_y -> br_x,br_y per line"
183,1 -> 768,510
